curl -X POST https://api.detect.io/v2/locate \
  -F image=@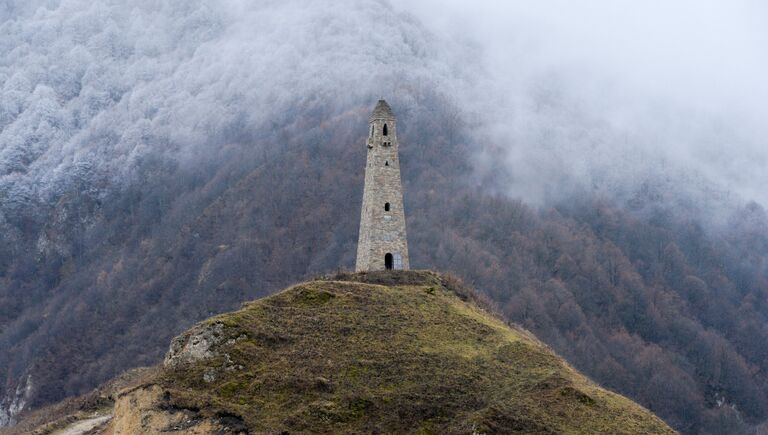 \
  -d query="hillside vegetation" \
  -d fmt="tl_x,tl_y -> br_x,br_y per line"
111,272 -> 678,433
3,99 -> 768,433
2,1 -> 768,434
